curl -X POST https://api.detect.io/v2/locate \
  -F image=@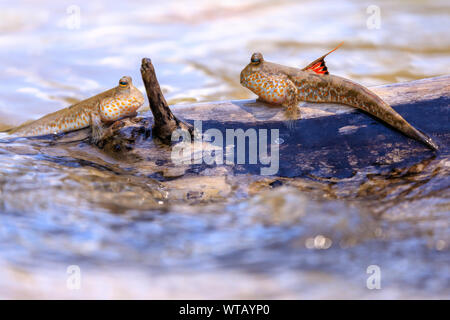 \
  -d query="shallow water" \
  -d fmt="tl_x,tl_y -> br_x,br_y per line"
0,0 -> 449,298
